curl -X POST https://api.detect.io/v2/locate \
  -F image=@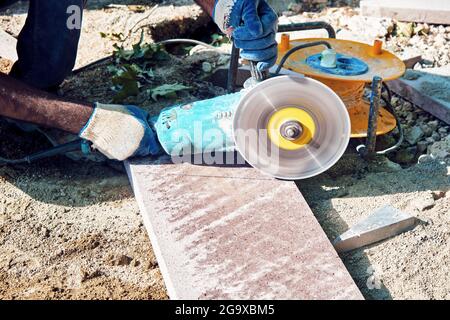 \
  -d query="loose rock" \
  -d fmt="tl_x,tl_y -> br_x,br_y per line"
405,126 -> 425,145
395,147 -> 417,164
